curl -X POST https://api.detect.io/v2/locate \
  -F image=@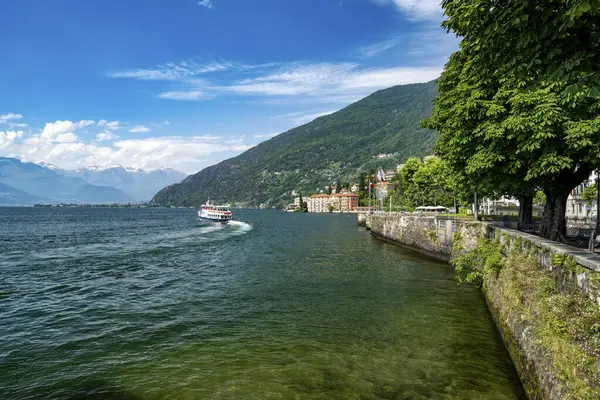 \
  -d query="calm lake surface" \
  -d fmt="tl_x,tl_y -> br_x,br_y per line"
0,208 -> 525,399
